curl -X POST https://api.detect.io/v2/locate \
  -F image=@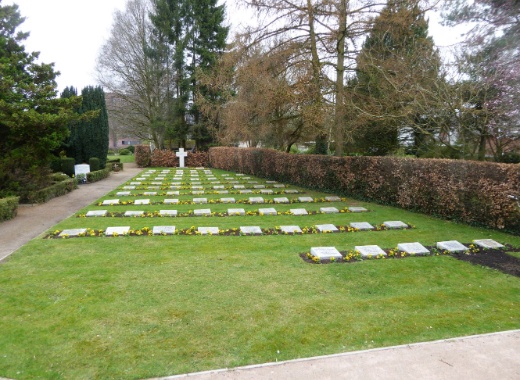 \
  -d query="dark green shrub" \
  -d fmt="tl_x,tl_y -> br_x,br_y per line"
119,148 -> 131,156
89,157 -> 101,171
127,145 -> 135,154
50,157 -> 62,173
0,196 -> 19,222
500,152 -> 520,164
60,157 -> 75,177
87,167 -> 111,182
